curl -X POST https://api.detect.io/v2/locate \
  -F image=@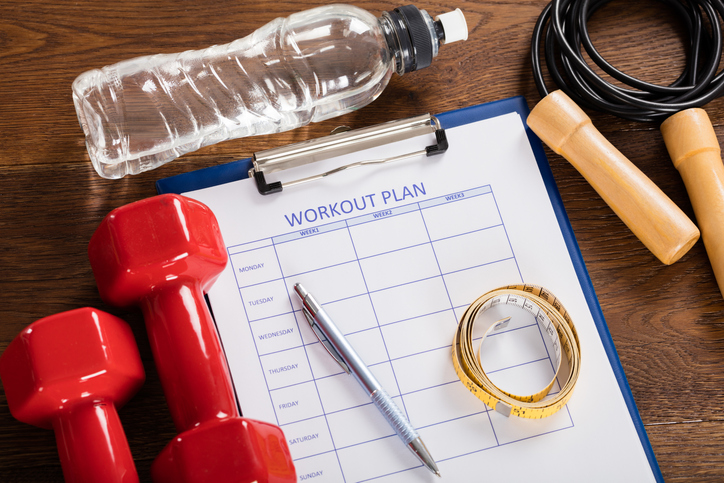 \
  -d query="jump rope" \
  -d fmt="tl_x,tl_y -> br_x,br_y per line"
455,0 -> 724,415
532,0 -> 724,122
525,0 -> 724,291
